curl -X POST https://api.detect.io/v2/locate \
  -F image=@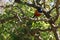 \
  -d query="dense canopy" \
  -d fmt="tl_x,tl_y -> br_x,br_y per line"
0,0 -> 60,40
